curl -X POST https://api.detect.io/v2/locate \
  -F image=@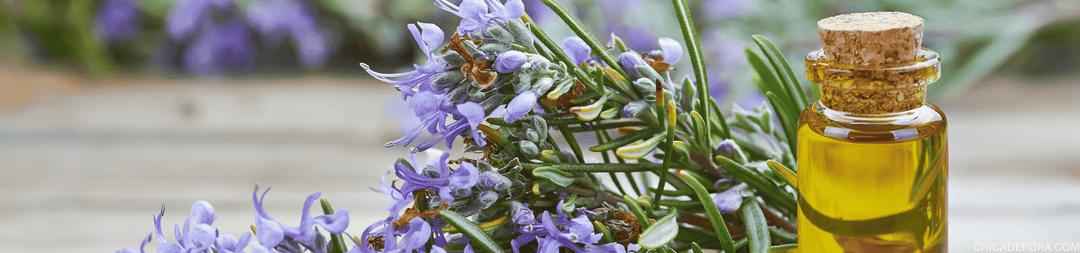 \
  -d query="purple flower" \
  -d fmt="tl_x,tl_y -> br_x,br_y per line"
512,201 -> 608,253
164,0 -> 257,77
151,201 -> 219,253
510,201 -> 536,225
478,171 -> 511,191
115,234 -> 151,253
252,188 -> 350,248
714,186 -> 743,213
657,37 -> 683,65
361,22 -> 446,99
183,18 -> 257,76
96,0 -> 142,41
562,36 -> 590,65
214,232 -> 253,253
504,90 -> 537,123
247,0 -> 333,68
395,149 -> 478,203
437,0 -> 525,34
372,168 -> 415,217
618,52 -> 649,79
166,0 -> 234,40
494,50 -> 529,72
354,217 -> 432,253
